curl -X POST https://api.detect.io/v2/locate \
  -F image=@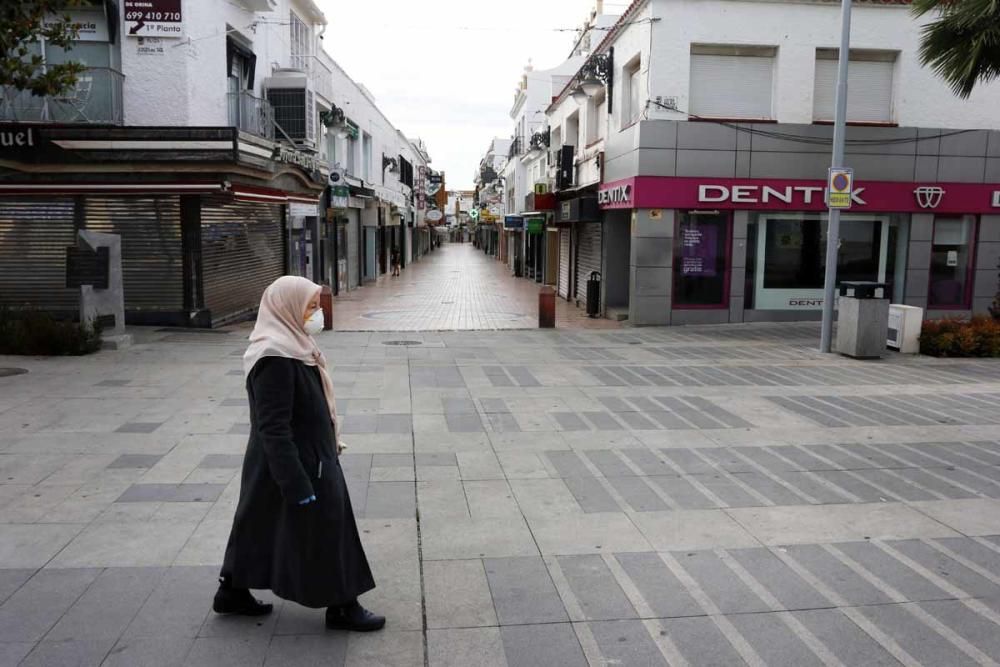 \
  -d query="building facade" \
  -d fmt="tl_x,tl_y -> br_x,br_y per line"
0,0 -> 433,326
544,0 -> 1000,324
